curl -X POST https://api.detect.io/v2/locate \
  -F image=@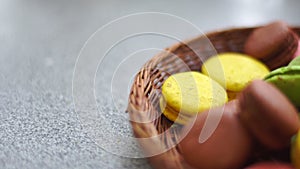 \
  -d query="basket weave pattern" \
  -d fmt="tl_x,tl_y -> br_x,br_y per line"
127,27 -> 300,169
